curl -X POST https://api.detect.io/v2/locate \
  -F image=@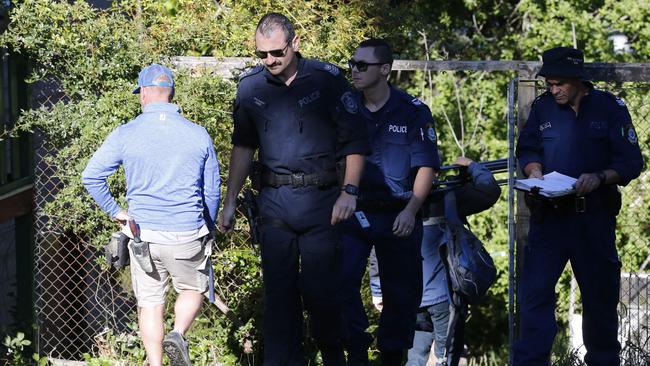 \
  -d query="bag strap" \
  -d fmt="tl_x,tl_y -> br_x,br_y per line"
444,190 -> 463,226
